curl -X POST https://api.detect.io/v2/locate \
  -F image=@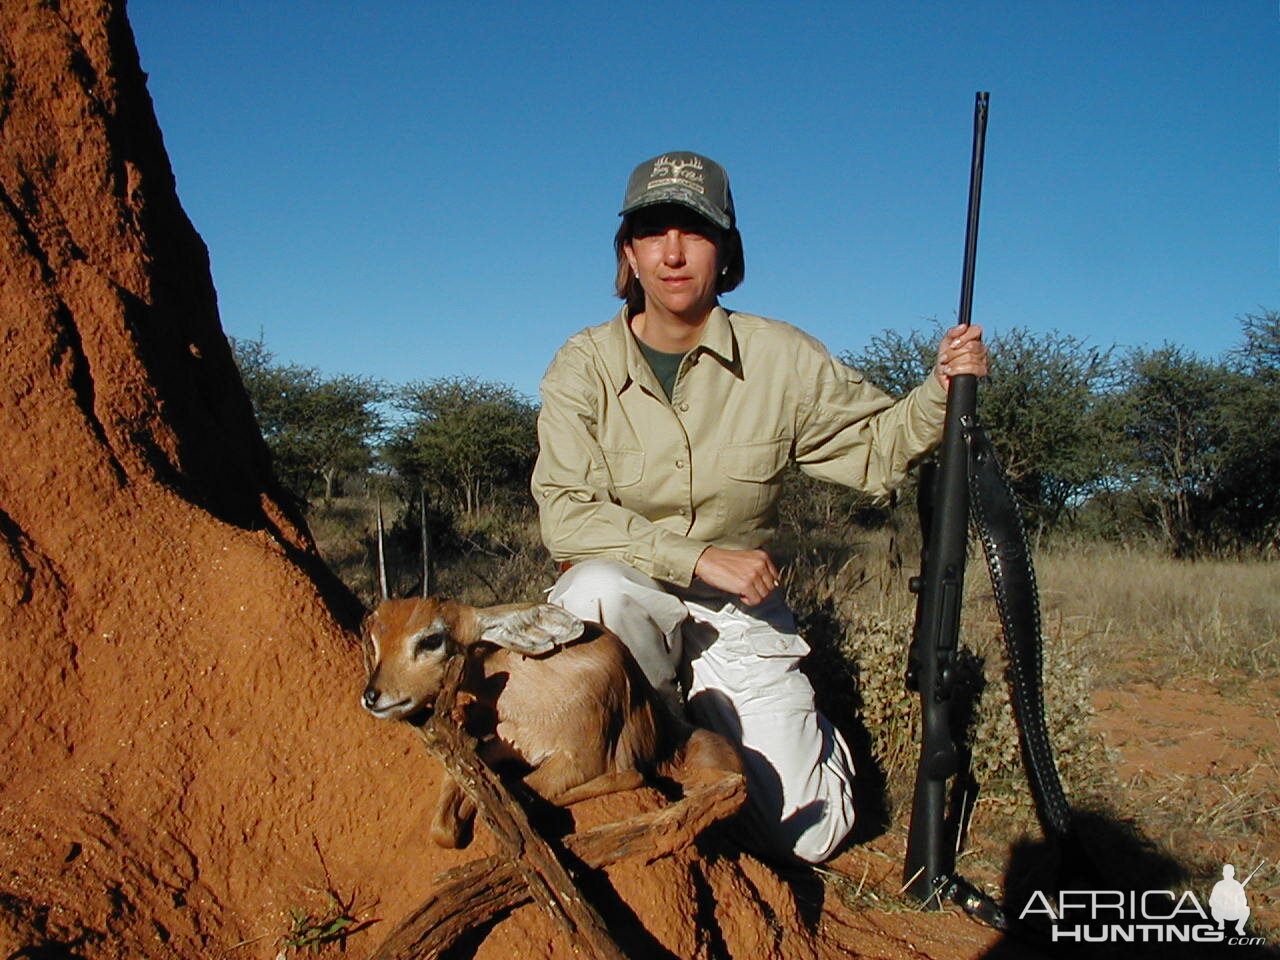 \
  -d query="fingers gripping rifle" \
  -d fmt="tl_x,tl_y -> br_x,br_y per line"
902,93 -> 1071,923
